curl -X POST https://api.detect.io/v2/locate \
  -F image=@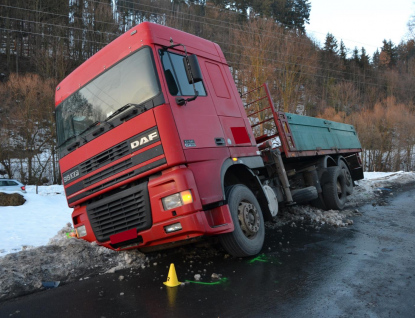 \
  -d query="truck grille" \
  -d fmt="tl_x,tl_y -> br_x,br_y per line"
80,142 -> 130,175
64,127 -> 165,205
86,181 -> 152,242
83,158 -> 133,187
